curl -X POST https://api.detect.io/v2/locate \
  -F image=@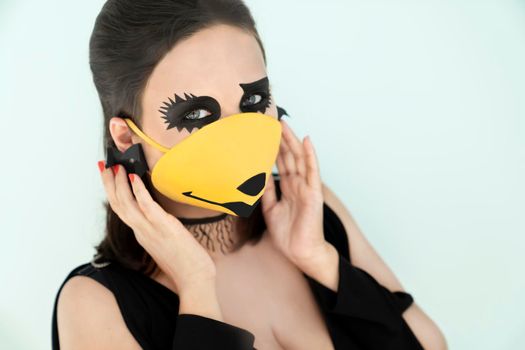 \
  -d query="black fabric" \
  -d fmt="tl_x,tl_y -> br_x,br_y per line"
51,179 -> 422,349
303,254 -> 422,349
172,314 -> 255,349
